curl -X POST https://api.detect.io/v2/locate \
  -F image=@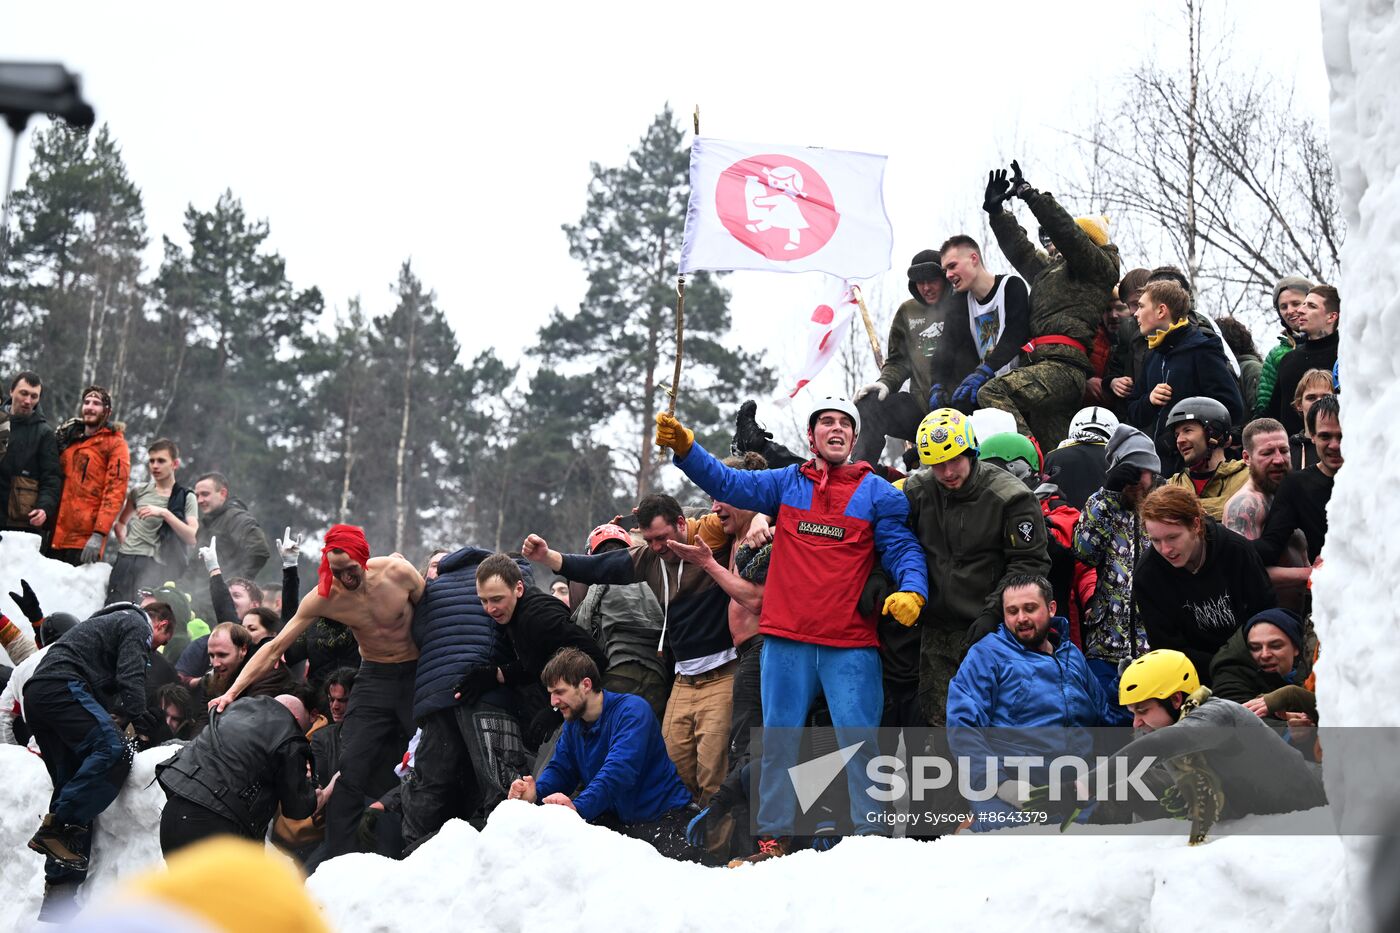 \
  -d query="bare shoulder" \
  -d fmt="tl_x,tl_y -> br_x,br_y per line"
373,555 -> 424,589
